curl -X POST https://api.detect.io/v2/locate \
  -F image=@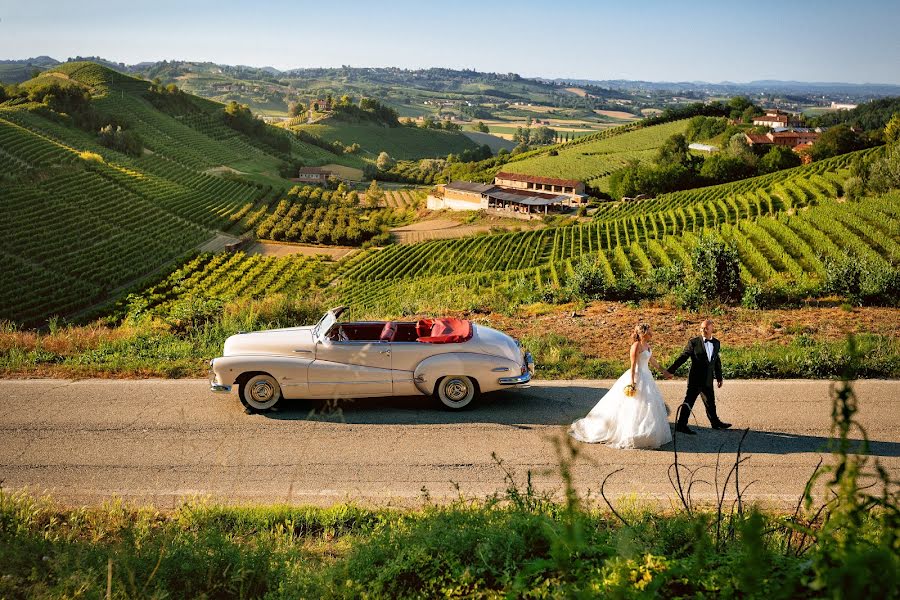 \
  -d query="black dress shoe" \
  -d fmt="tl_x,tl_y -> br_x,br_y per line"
711,422 -> 732,430
674,425 -> 696,435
